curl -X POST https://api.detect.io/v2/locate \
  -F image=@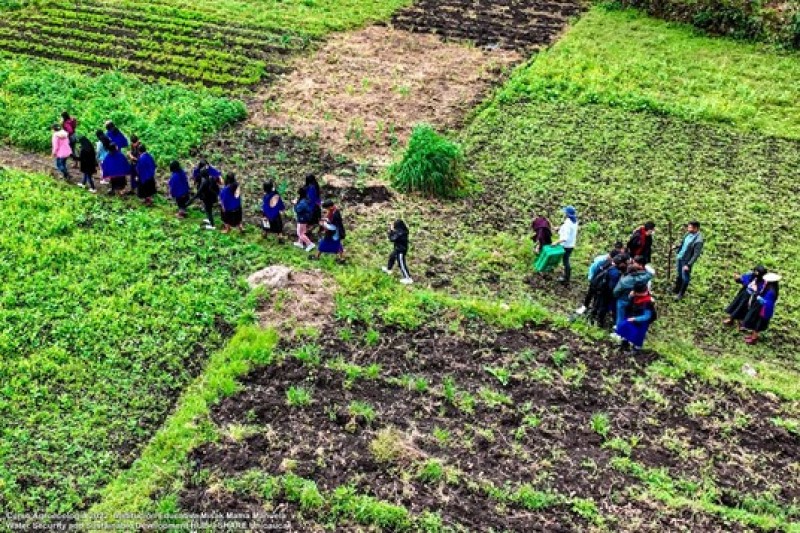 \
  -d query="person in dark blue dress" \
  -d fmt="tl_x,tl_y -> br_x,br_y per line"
168,161 -> 191,218
101,144 -> 130,196
311,199 -> 345,263
260,181 -> 286,242
104,121 -> 129,151
219,173 -> 243,233
135,144 -> 157,205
